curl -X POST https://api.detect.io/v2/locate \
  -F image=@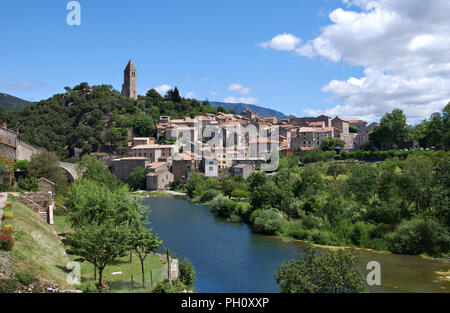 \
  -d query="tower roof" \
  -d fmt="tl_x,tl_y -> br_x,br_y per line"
125,59 -> 136,71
